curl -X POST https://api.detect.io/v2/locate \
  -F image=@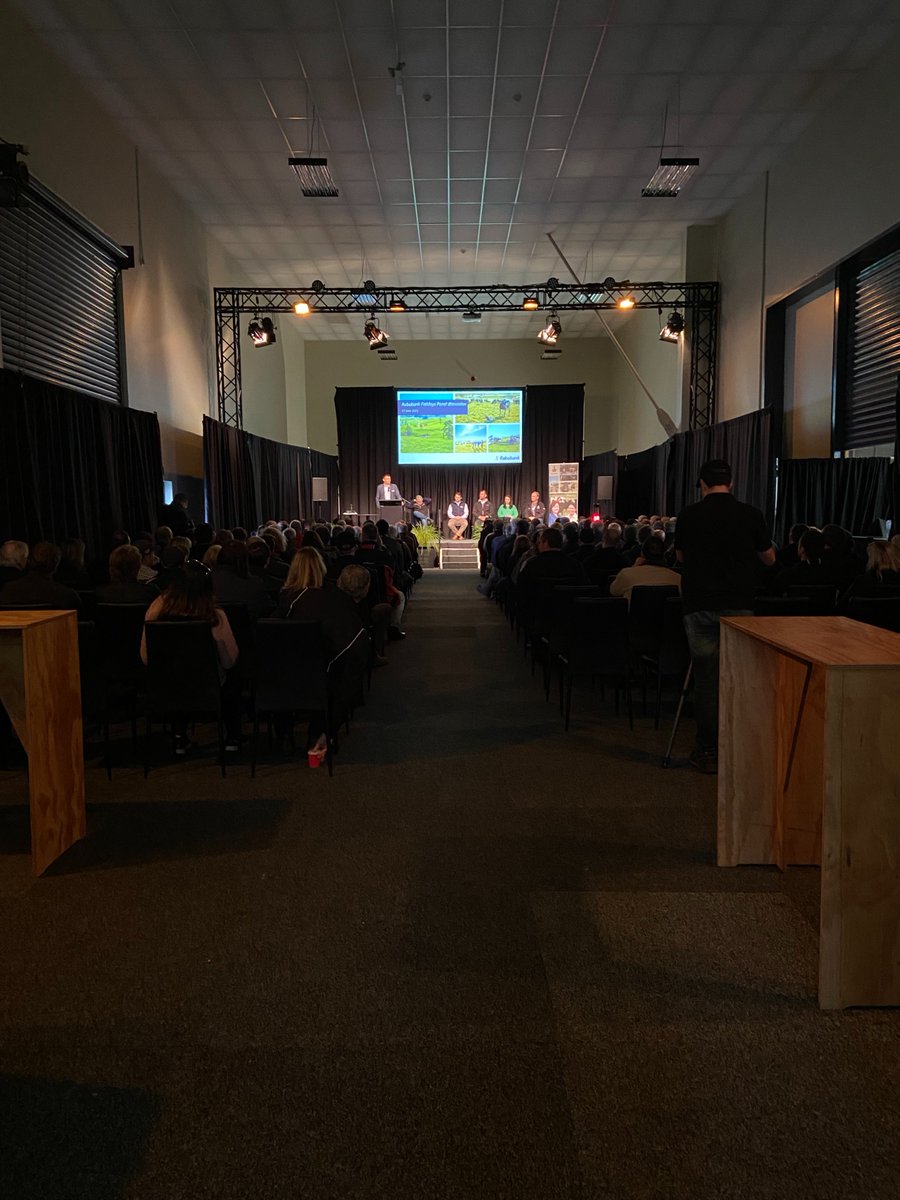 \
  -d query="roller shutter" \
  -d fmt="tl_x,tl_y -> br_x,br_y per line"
846,246 -> 900,449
